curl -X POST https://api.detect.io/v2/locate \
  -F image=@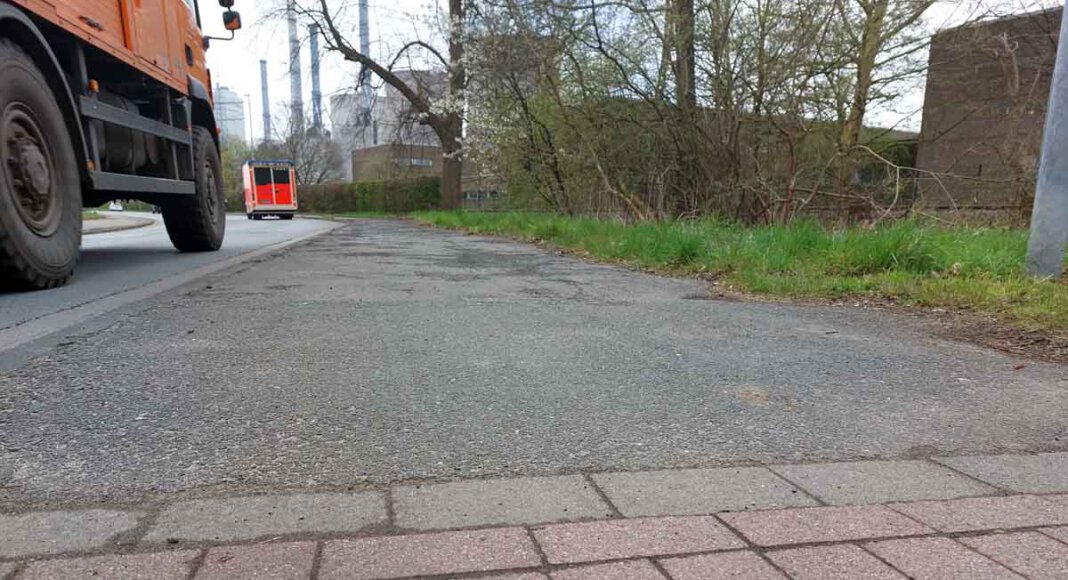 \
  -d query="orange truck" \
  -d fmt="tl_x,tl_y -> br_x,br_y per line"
0,0 -> 242,289
243,160 -> 297,220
